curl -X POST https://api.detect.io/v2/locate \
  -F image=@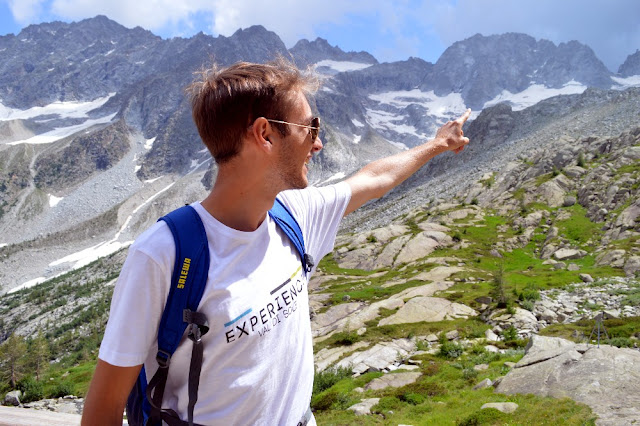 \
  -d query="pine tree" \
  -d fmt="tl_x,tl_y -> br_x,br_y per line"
28,332 -> 50,381
0,333 -> 28,388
